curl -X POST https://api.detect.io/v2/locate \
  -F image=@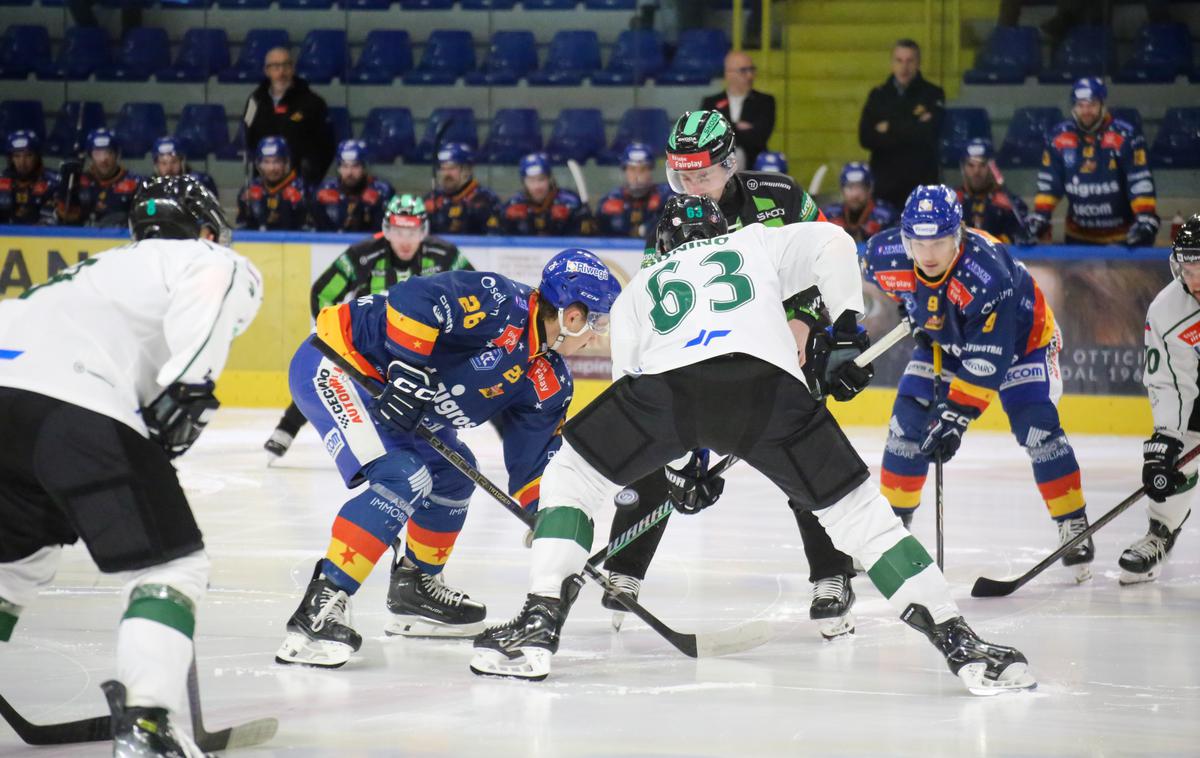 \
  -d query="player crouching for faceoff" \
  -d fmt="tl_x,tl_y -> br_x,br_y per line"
470,195 -> 1037,696
862,185 -> 1095,581
1124,214 -> 1200,583
0,176 -> 262,756
275,250 -> 620,668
